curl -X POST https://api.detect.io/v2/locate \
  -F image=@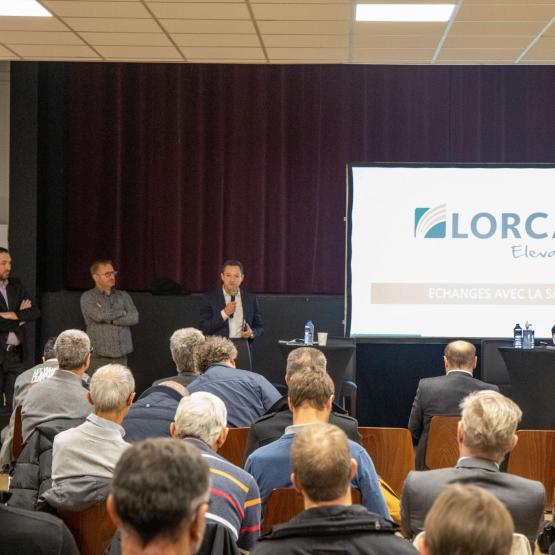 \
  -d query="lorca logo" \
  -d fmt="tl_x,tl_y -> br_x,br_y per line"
414,205 -> 554,240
